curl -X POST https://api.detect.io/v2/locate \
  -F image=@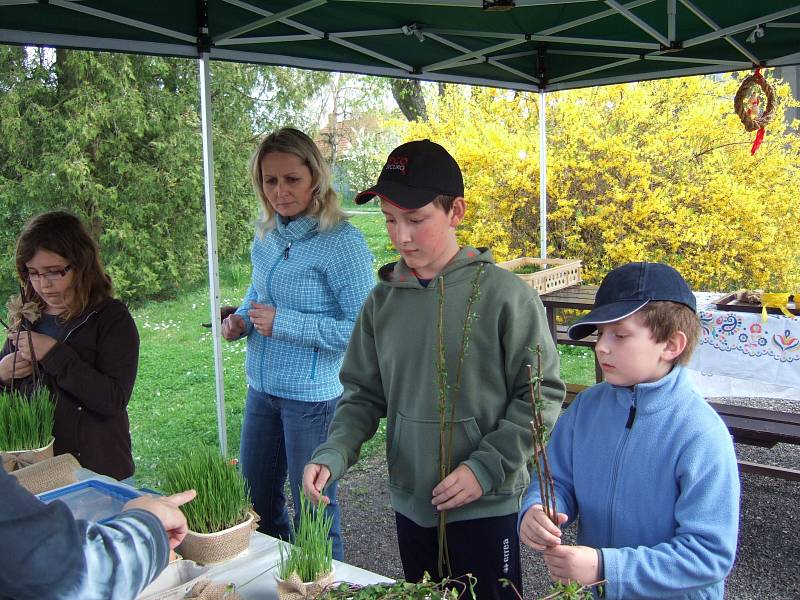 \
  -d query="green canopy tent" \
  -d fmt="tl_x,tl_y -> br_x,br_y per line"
2,0 -> 798,454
